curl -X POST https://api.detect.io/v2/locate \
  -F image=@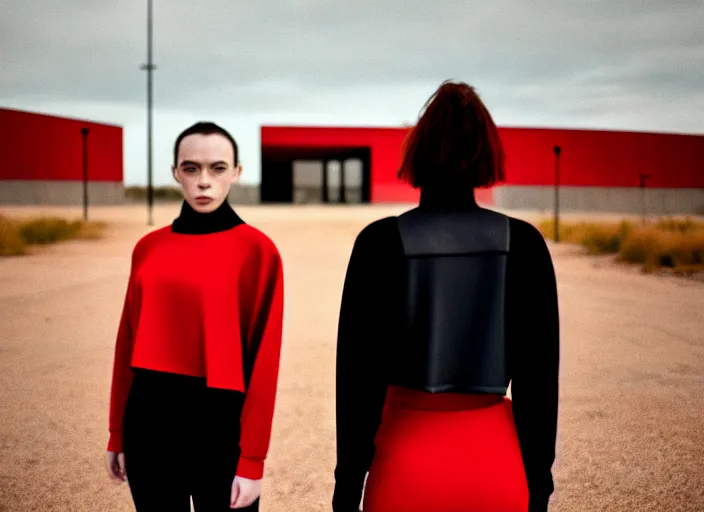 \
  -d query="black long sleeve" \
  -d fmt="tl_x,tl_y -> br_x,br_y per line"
333,214 -> 559,512
333,217 -> 401,512
507,219 -> 560,512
